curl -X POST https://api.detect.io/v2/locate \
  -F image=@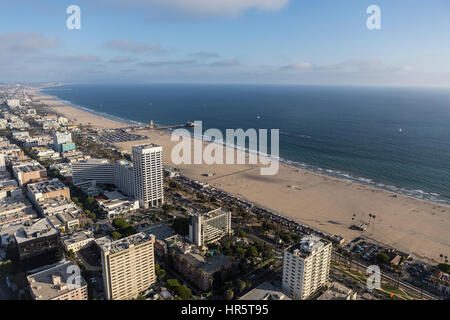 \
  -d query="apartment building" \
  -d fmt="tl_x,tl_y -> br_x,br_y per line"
188,208 -> 232,247
100,232 -> 156,300
282,235 -> 332,300
132,144 -> 164,208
